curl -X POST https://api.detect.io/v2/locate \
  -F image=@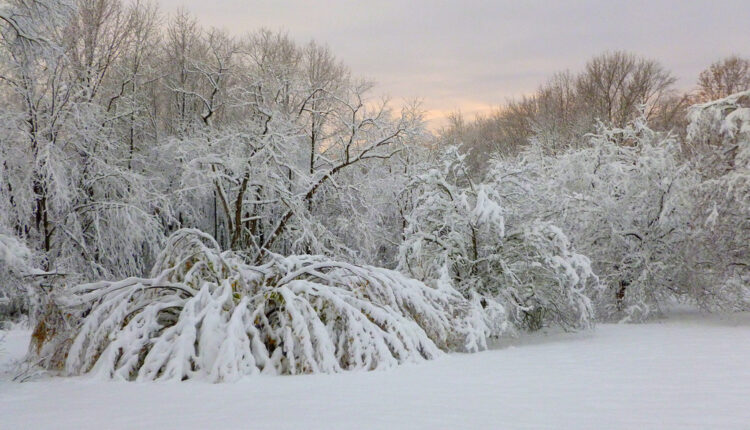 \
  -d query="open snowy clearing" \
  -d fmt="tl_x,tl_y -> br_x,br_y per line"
1,312 -> 749,430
